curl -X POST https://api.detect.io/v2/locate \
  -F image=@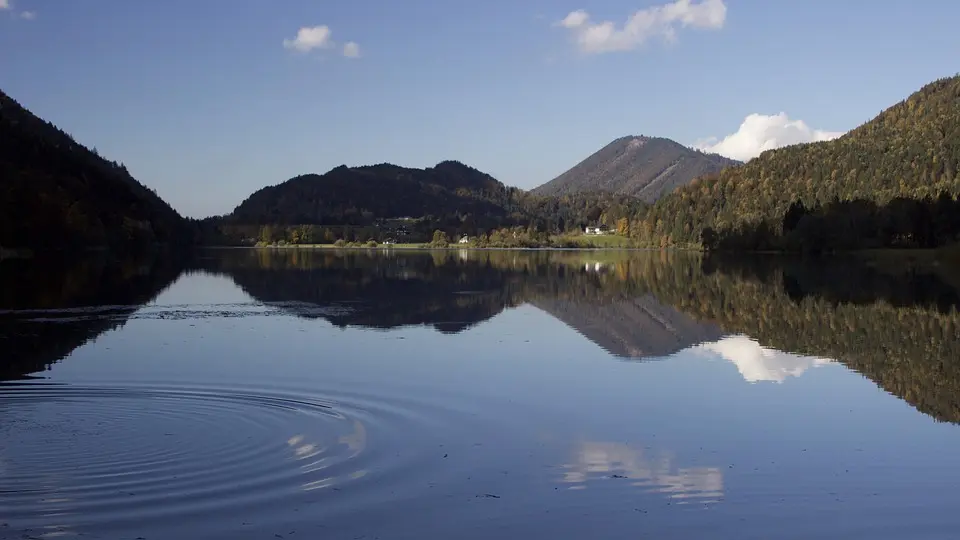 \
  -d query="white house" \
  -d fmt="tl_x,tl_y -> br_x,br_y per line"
584,226 -> 609,235
458,236 -> 470,244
